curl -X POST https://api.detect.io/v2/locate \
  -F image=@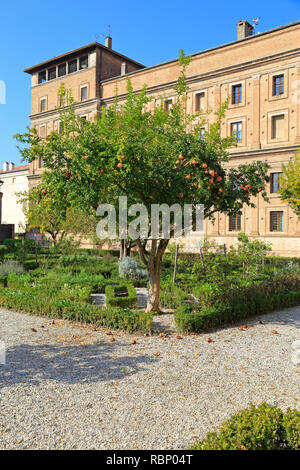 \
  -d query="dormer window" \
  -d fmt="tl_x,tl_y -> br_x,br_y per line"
38,71 -> 46,84
58,63 -> 66,77
79,56 -> 88,69
68,59 -> 78,74
48,67 -> 56,80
